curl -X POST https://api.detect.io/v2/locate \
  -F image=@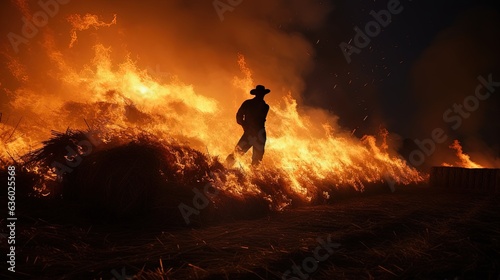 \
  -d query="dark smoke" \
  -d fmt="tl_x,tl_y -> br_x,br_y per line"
409,7 -> 500,168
